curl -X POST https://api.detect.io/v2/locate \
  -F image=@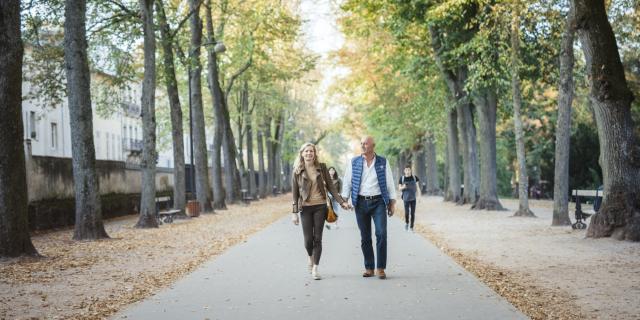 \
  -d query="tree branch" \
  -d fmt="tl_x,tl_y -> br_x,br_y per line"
168,0 -> 205,39
88,13 -> 137,36
313,131 -> 328,145
87,0 -> 140,36
248,91 -> 257,115
224,57 -> 253,99
104,0 -> 137,17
